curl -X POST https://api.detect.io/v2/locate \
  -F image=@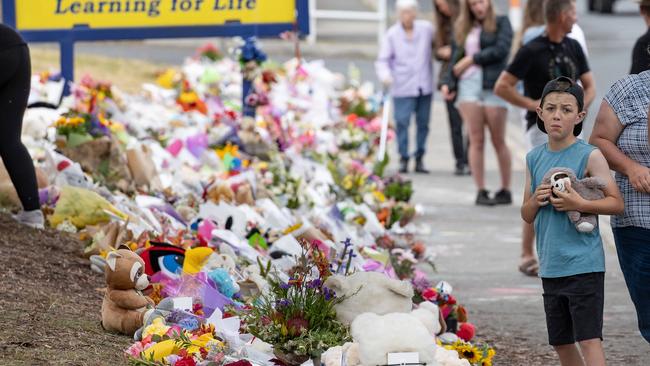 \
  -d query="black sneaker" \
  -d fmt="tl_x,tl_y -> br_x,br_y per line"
454,165 -> 465,176
493,189 -> 512,205
476,189 -> 495,206
399,158 -> 409,174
